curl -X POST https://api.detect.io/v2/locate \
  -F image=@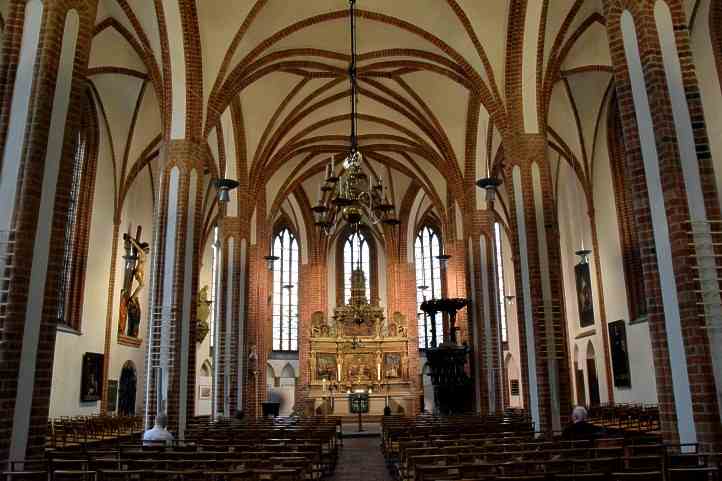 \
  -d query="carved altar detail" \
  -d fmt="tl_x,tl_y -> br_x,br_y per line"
308,269 -> 412,412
